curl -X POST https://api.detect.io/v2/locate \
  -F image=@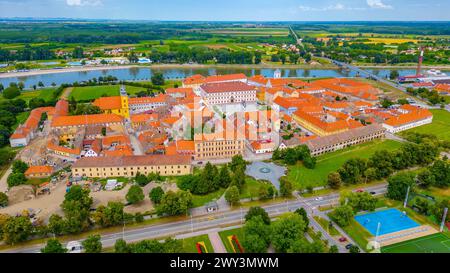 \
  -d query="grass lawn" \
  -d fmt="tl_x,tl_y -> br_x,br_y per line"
218,227 -> 244,253
182,234 -> 214,253
70,85 -> 147,101
400,109 -> 450,141
381,233 -> 450,253
287,139 -> 402,190
37,88 -> 57,101
239,177 -> 267,200
314,216 -> 340,236
191,188 -> 225,208
339,218 -> 373,252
